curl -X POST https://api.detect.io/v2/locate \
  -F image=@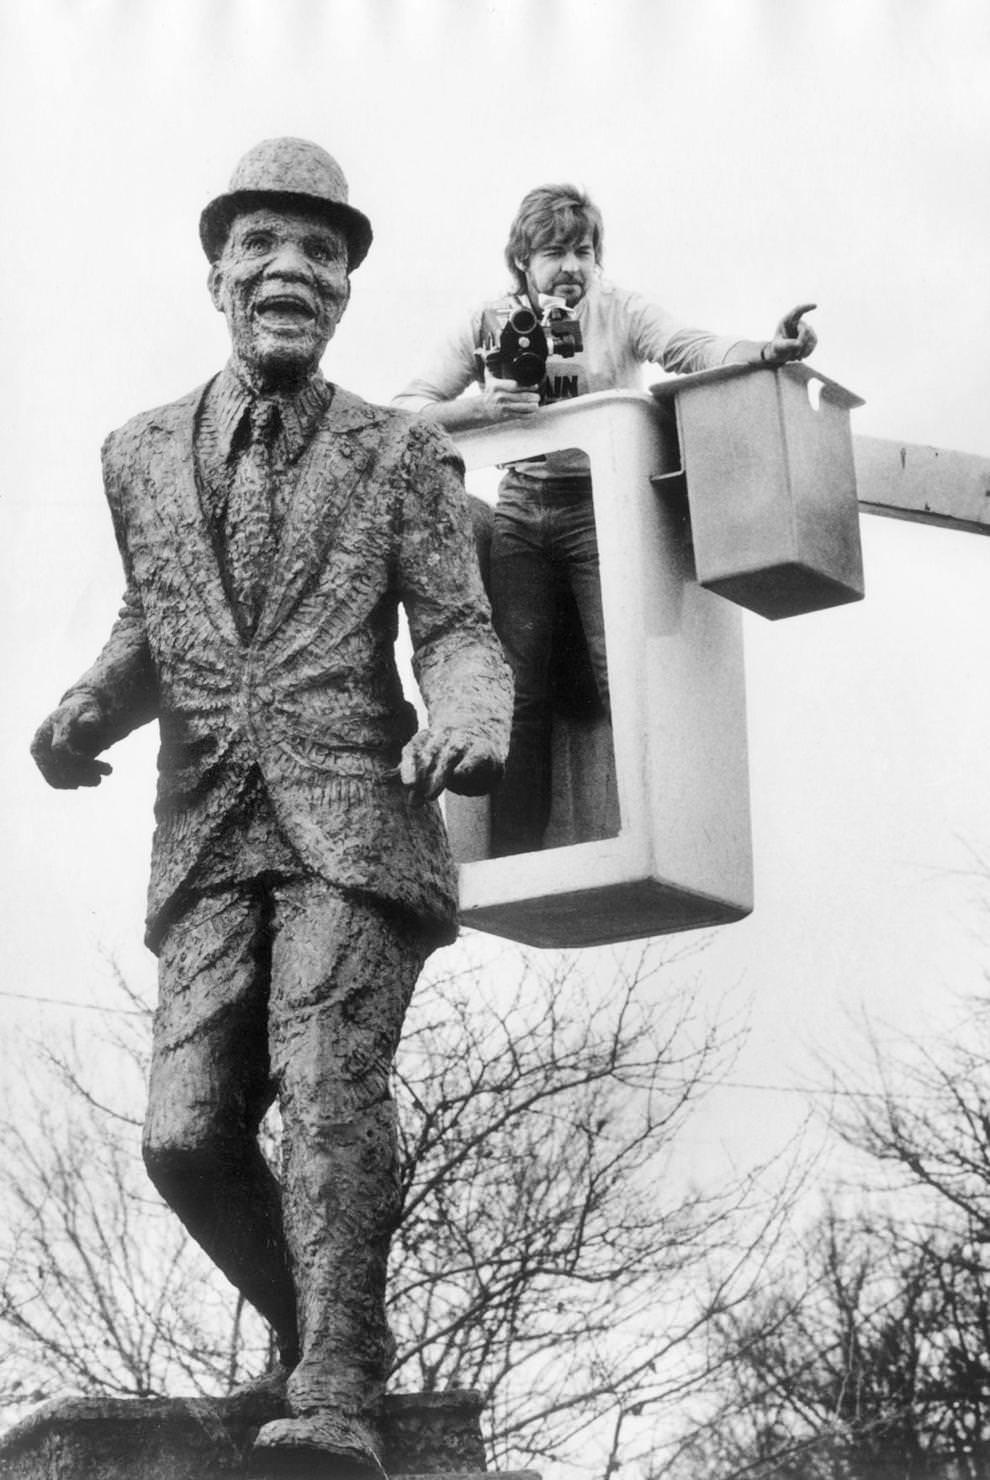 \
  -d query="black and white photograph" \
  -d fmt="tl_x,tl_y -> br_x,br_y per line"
1,4 -> 988,1478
